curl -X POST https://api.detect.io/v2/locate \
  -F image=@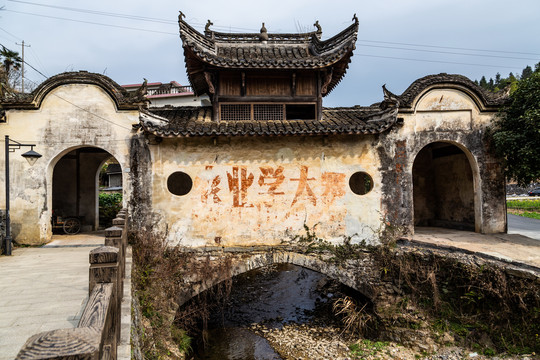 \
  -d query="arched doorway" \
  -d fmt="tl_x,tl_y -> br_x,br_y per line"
52,147 -> 122,233
412,142 -> 476,231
